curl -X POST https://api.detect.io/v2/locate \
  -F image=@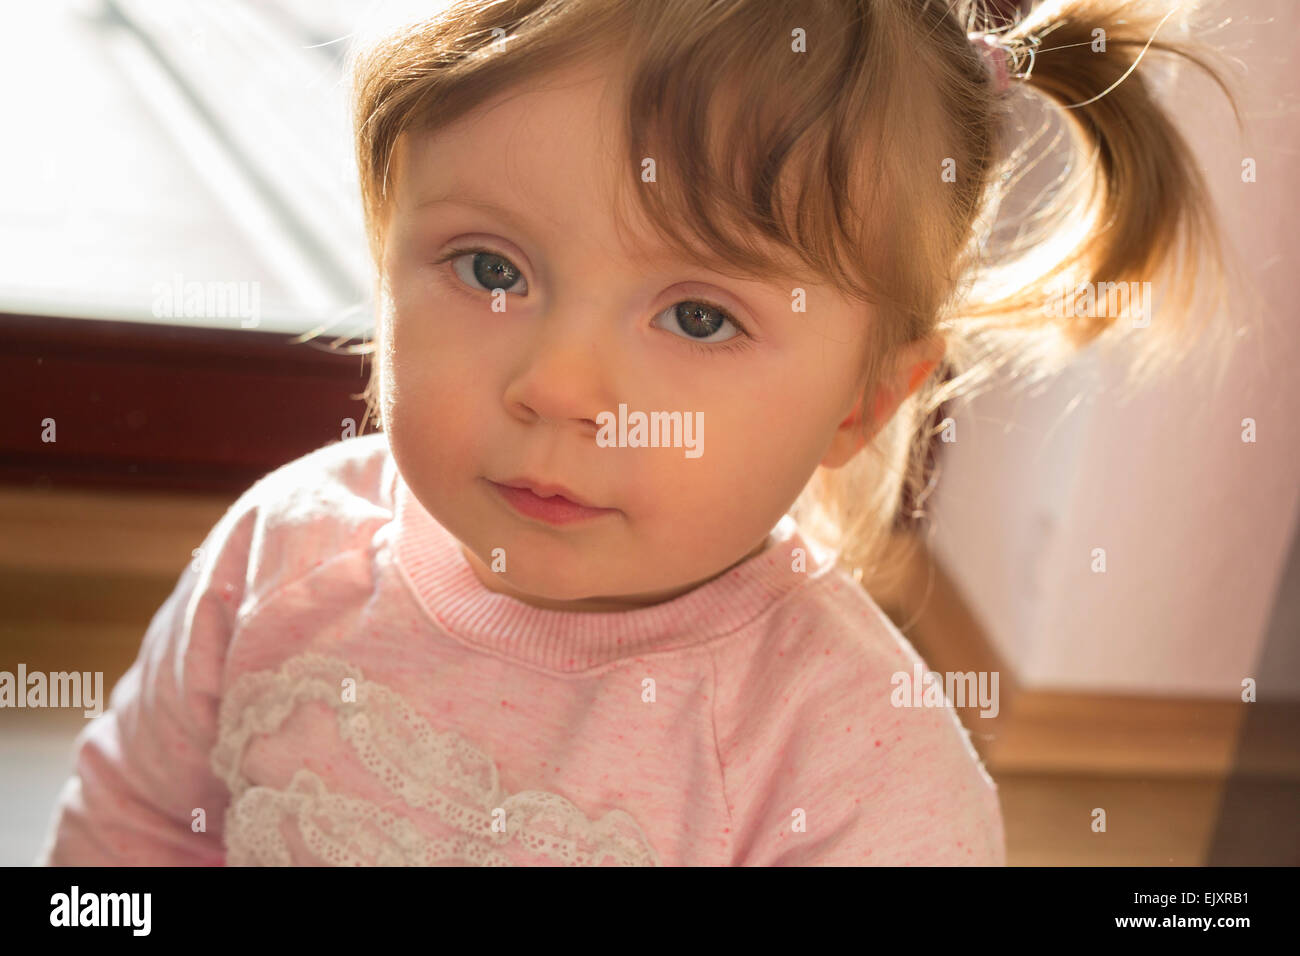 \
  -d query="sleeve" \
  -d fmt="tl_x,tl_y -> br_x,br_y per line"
721,636 -> 1007,866
36,493 -> 262,866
